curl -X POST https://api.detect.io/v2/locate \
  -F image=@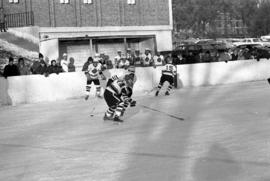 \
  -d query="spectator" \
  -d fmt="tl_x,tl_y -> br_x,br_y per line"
114,50 -> 122,68
242,48 -> 252,60
201,51 -> 213,63
231,49 -> 238,61
134,49 -> 142,66
153,52 -> 164,67
99,53 -> 107,70
0,7 -> 7,32
17,57 -> 30,75
142,48 -> 153,66
35,60 -> 47,75
185,51 -> 195,64
218,49 -> 231,63
3,57 -> 19,78
30,53 -> 43,74
118,57 -> 130,69
126,48 -> 134,65
44,57 -> 50,66
177,53 -> 185,64
172,53 -> 181,65
106,59 -> 114,69
60,53 -> 69,72
47,60 -> 62,75
68,57 -> 76,72
82,56 -> 93,72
